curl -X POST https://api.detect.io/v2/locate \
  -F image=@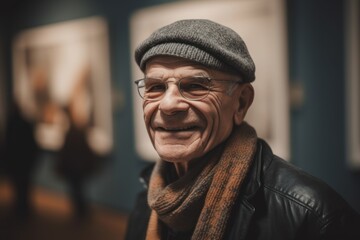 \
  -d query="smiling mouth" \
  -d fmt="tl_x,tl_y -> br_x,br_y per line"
157,126 -> 198,132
